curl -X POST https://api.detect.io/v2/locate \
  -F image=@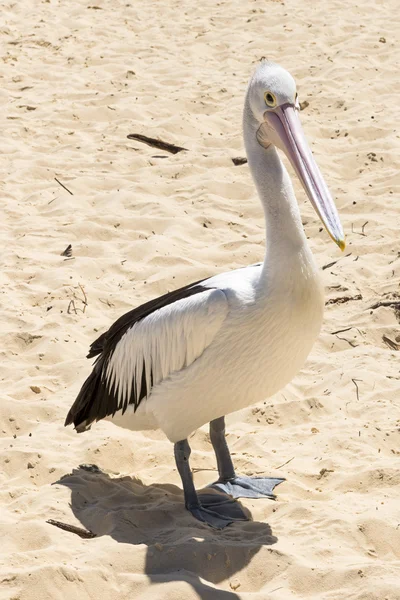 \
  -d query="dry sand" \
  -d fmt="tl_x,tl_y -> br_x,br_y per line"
1,0 -> 400,598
